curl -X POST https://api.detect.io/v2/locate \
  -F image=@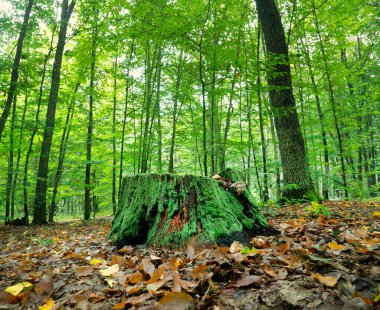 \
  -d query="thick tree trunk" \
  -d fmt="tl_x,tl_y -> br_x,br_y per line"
0,0 -> 34,142
33,0 -> 75,225
110,169 -> 275,248
254,0 -> 317,200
